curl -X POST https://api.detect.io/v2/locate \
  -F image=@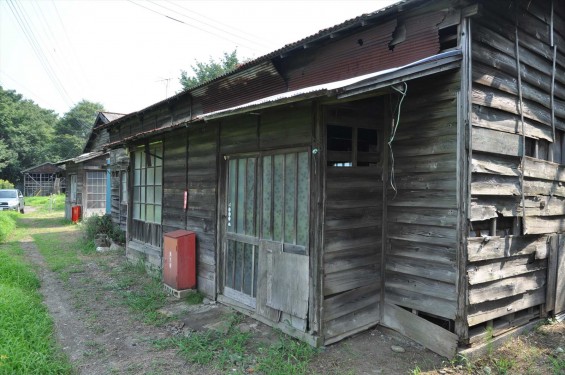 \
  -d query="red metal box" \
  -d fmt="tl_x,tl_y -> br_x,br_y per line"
71,205 -> 81,223
163,230 -> 196,290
